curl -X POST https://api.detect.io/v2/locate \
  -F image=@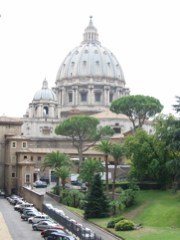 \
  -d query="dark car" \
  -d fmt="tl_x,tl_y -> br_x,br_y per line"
40,176 -> 50,184
33,180 -> 47,188
47,232 -> 75,240
41,229 -> 66,239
